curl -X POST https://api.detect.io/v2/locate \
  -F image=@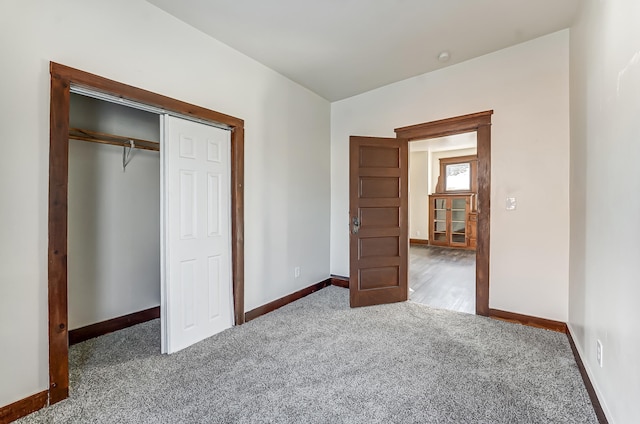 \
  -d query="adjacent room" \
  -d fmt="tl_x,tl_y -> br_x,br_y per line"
409,132 -> 478,314
1,1 -> 638,423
